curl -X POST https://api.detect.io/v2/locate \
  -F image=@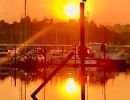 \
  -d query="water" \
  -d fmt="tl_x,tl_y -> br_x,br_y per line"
0,68 -> 130,100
